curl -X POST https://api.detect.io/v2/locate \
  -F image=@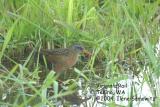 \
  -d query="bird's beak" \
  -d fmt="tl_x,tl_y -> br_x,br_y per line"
82,50 -> 92,58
